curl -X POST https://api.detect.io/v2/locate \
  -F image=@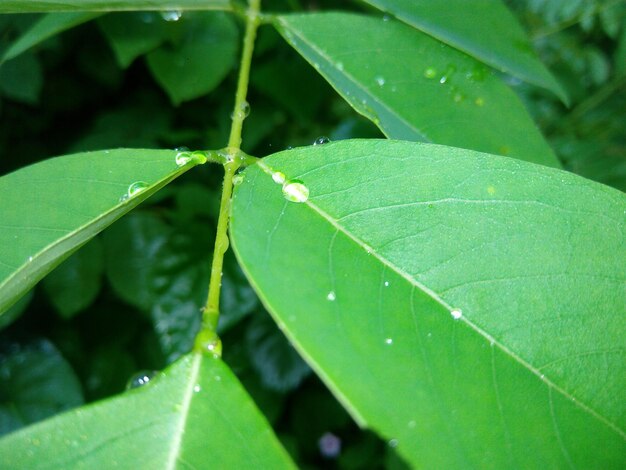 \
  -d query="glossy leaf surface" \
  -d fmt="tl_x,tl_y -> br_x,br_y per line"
0,354 -> 295,469
0,0 -> 230,13
0,148 -> 205,316
230,139 -> 625,468
275,13 -> 558,167
0,13 -> 101,64
361,0 -> 568,103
